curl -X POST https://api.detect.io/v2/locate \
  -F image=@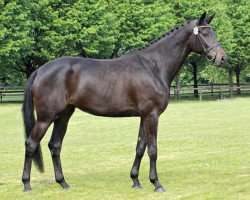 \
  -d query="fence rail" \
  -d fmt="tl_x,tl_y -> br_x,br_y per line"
170,84 -> 250,101
1,84 -> 250,103
0,88 -> 24,103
